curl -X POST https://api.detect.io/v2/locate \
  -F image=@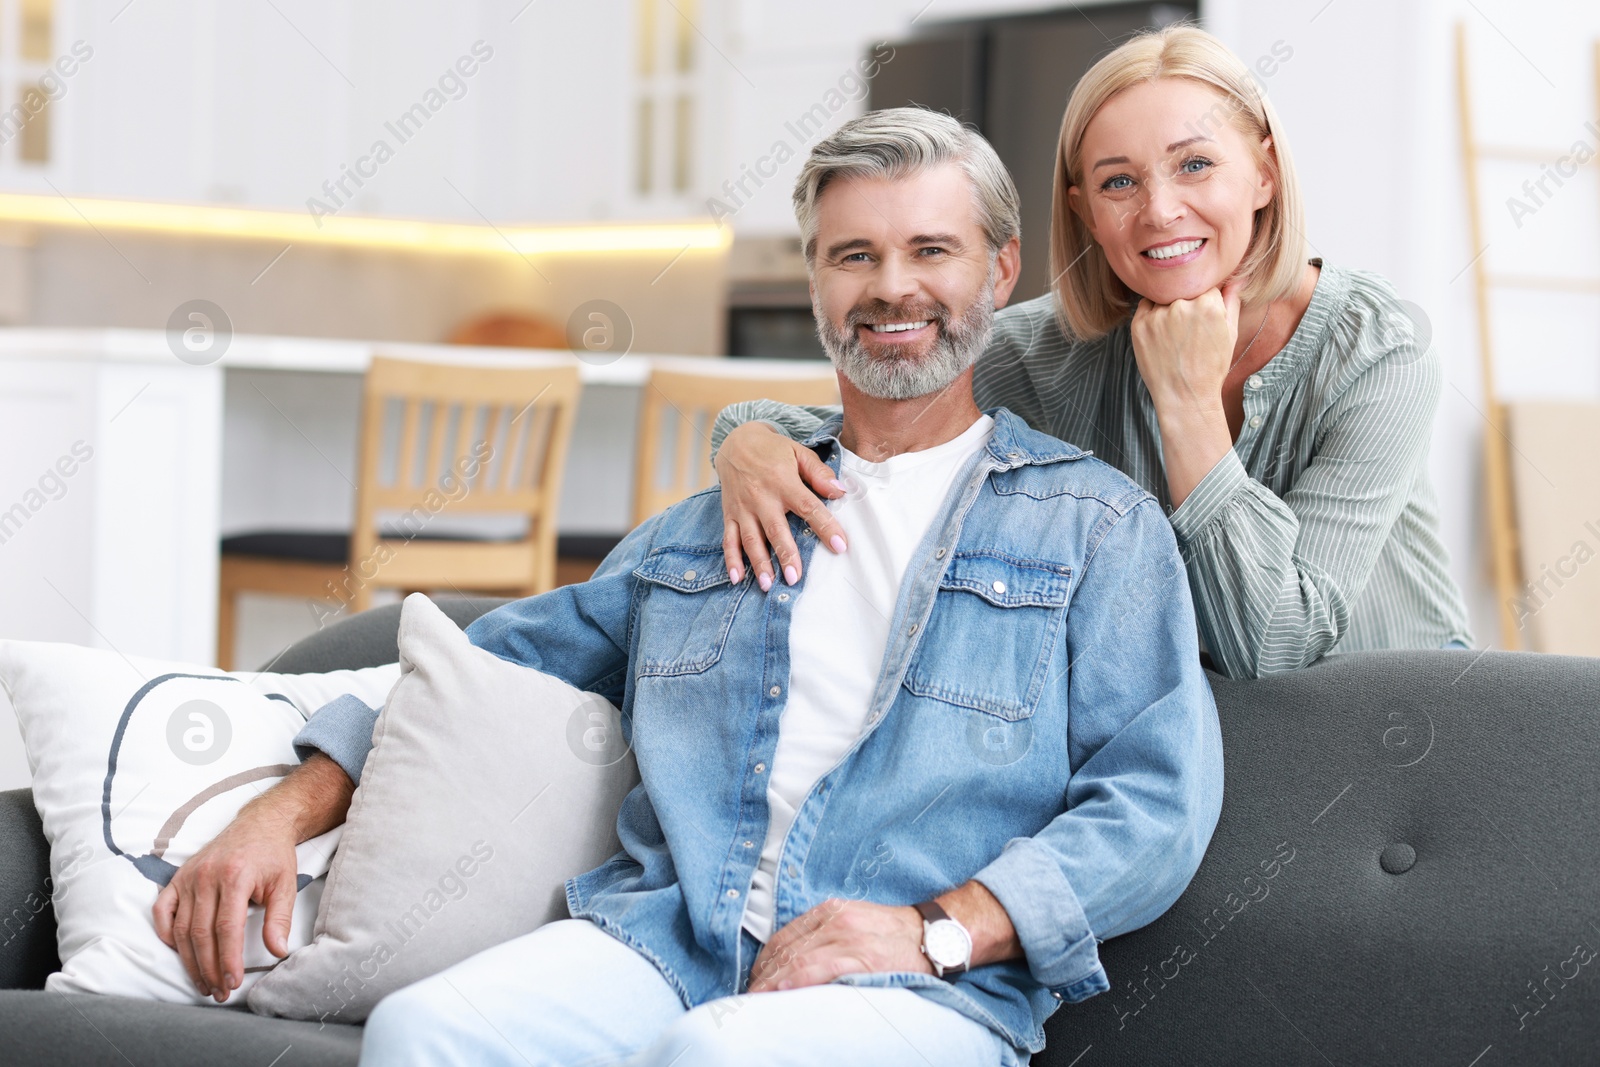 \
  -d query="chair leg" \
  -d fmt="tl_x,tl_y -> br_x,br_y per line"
217,581 -> 238,671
